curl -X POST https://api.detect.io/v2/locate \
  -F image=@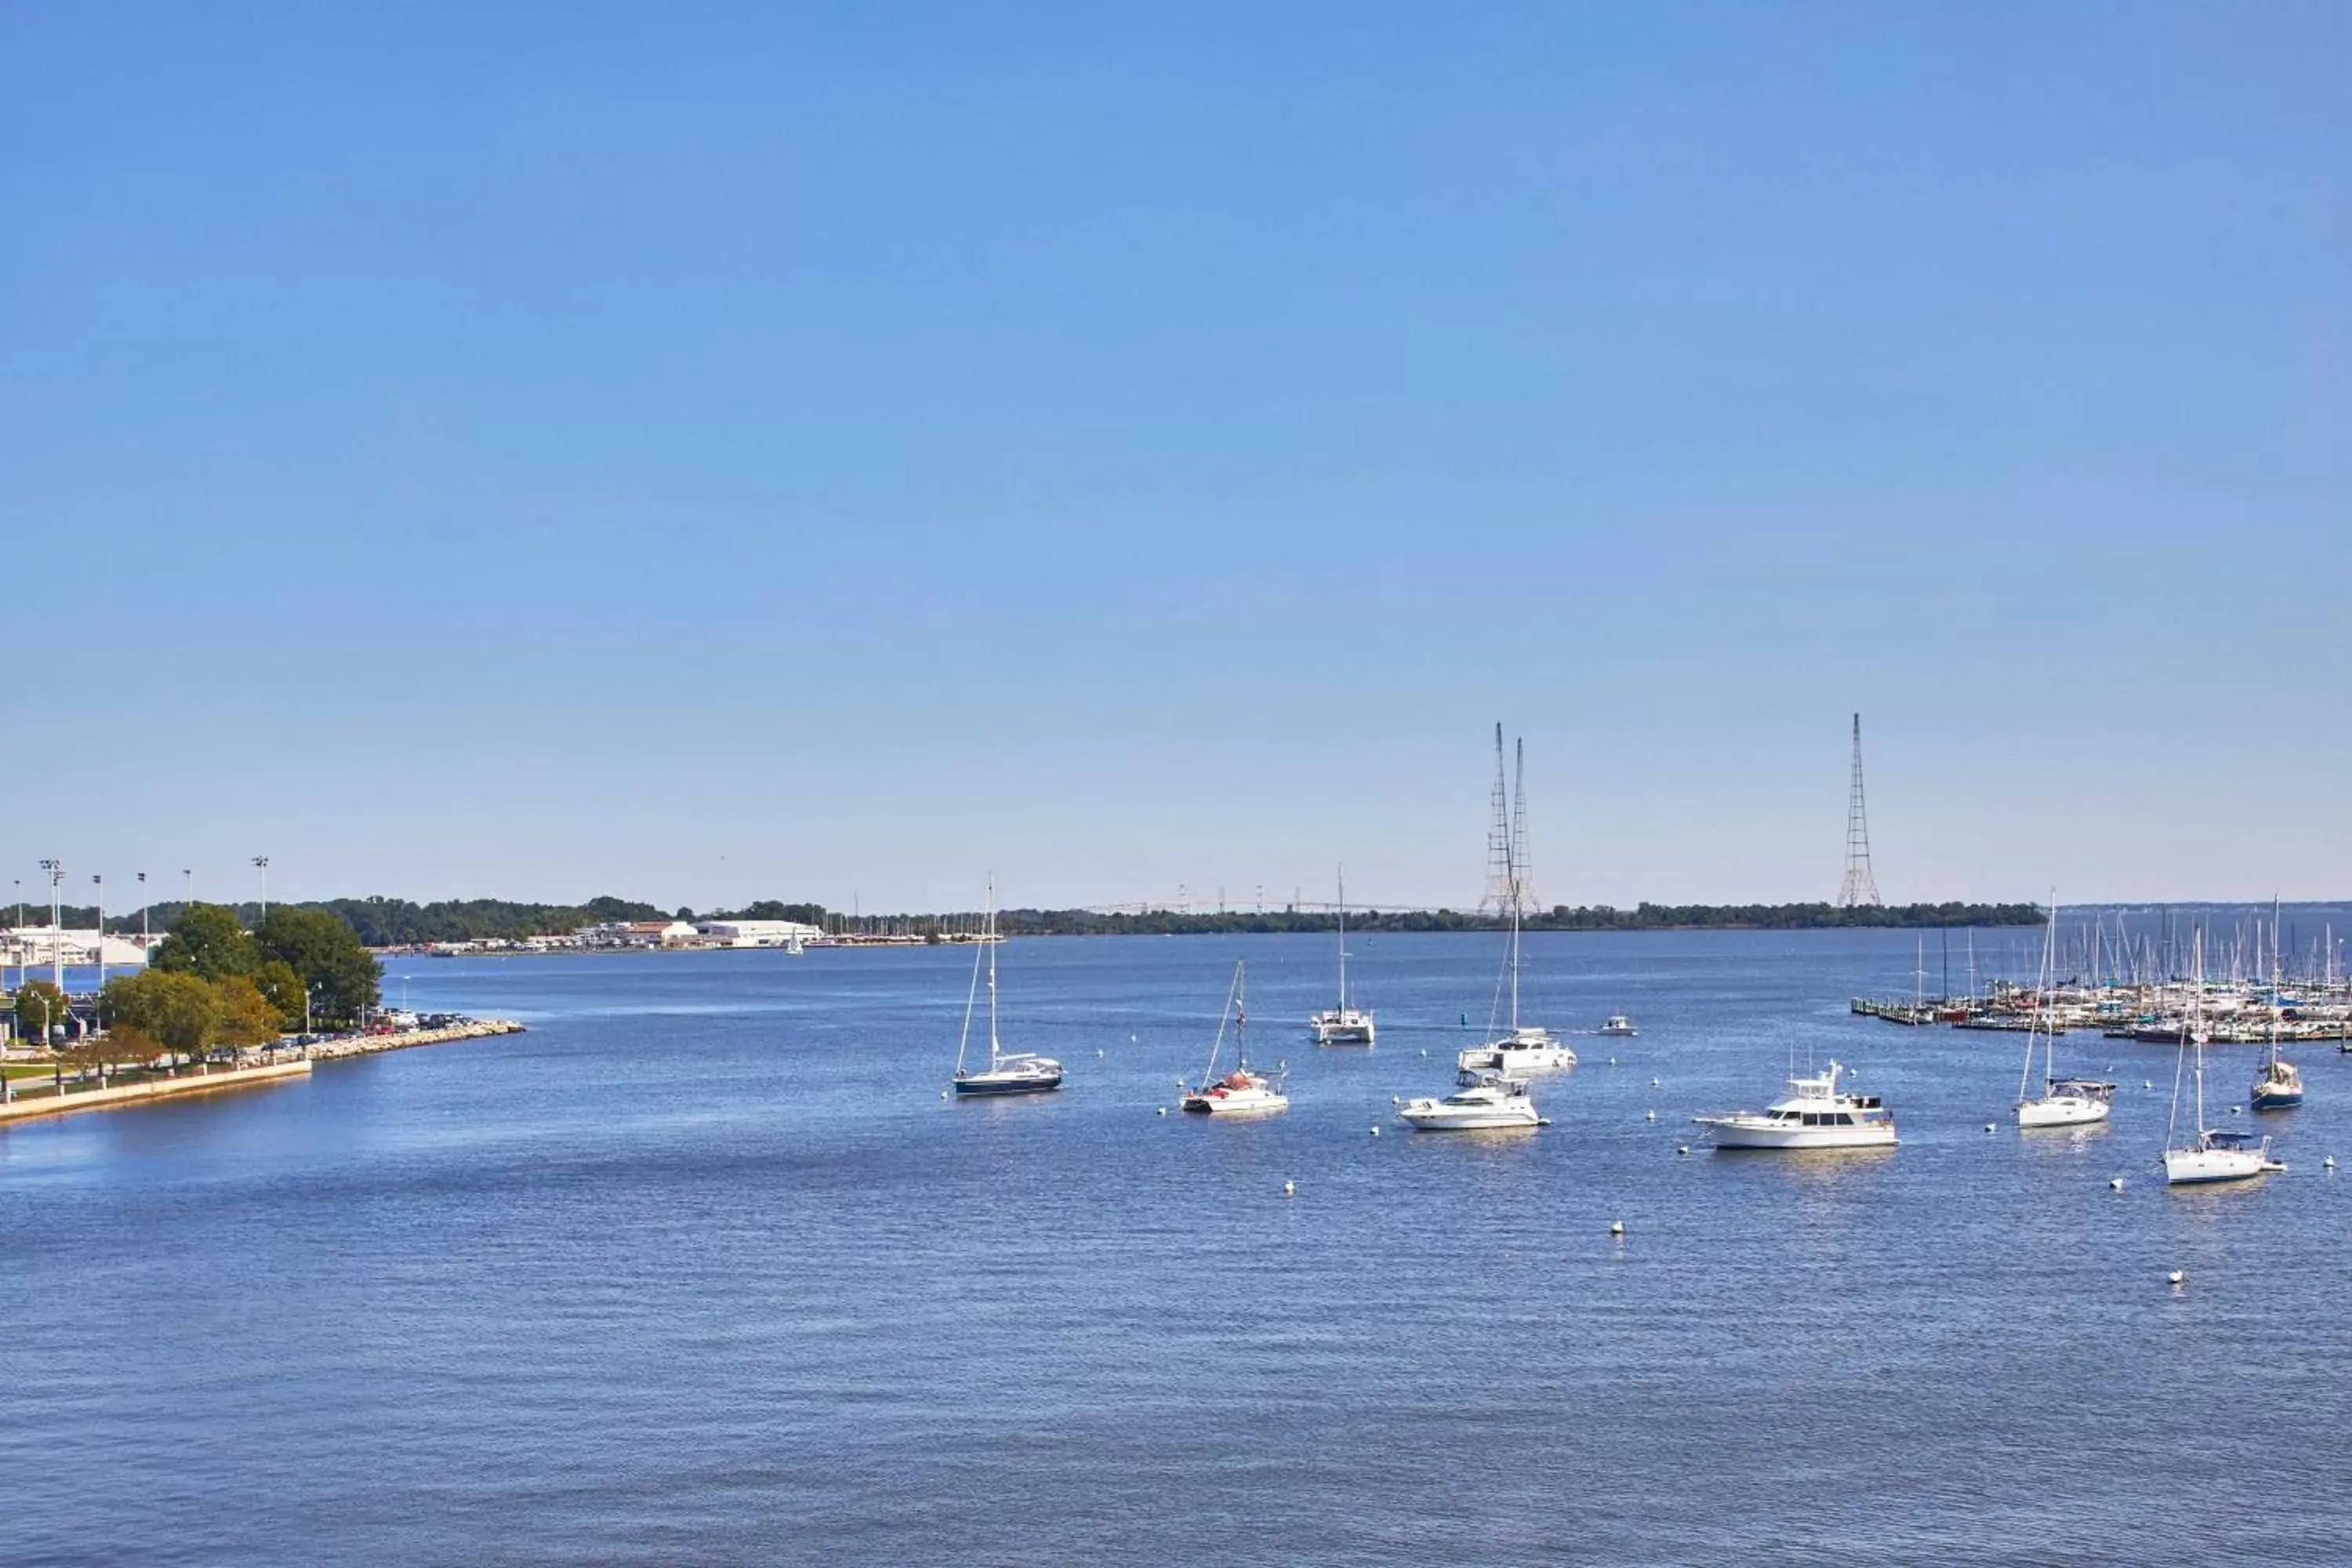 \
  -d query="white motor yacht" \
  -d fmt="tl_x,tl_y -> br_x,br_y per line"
1183,961 -> 1288,1117
1692,1059 -> 1896,1150
1599,1014 -> 1638,1037
1397,1072 -> 1541,1131
951,880 -> 1064,1098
